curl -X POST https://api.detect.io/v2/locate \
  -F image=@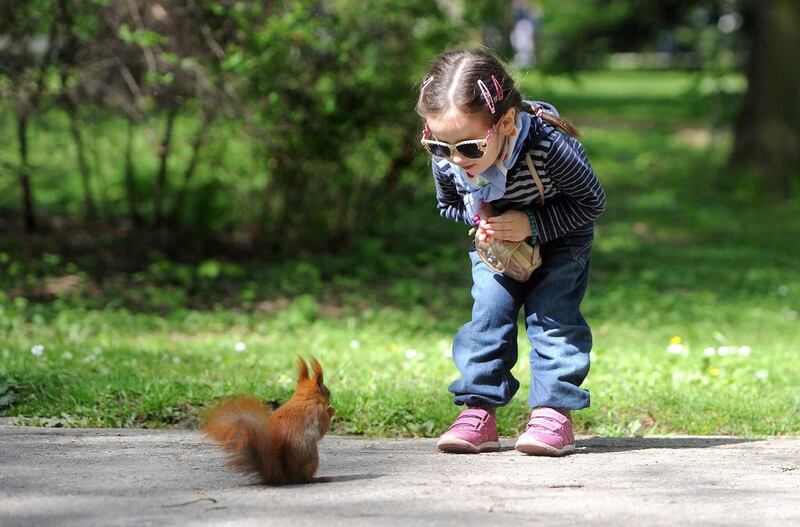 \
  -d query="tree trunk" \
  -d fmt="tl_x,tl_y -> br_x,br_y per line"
90,120 -> 112,220
16,115 -> 36,232
124,118 -> 142,227
154,107 -> 178,227
169,109 -> 215,225
67,105 -> 98,220
730,0 -> 800,196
